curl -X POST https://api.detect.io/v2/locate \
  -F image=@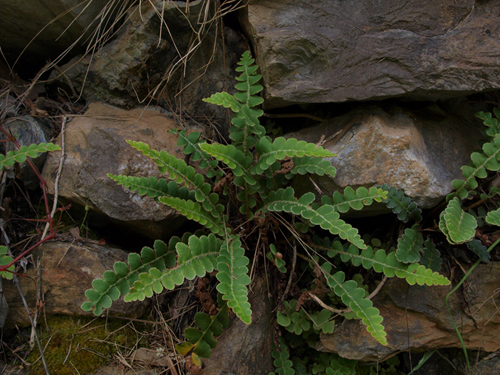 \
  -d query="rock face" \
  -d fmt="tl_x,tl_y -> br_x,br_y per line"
41,102 -> 196,240
241,0 -> 500,108
0,0 -> 110,70
289,104 -> 483,208
3,240 -> 149,327
318,263 -> 500,362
